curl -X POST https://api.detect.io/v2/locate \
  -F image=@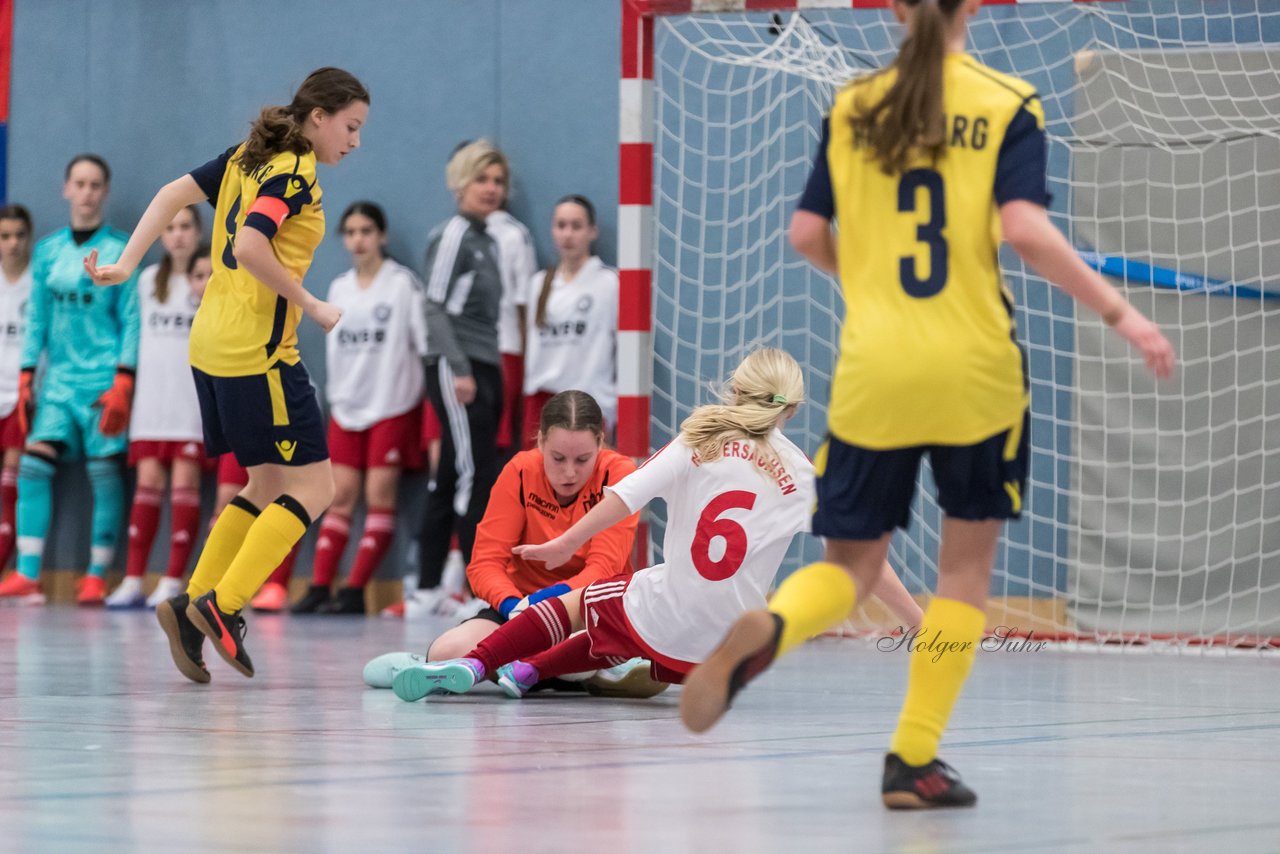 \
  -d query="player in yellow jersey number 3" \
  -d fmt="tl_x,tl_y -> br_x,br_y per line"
85,68 -> 370,684
679,0 -> 1175,810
